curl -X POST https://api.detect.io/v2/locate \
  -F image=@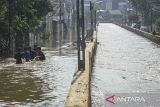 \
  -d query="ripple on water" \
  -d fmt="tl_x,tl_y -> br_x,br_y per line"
92,24 -> 160,107
0,48 -> 77,107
